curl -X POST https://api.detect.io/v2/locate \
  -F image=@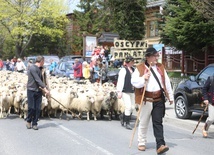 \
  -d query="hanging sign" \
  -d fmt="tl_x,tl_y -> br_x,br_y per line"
112,39 -> 148,59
